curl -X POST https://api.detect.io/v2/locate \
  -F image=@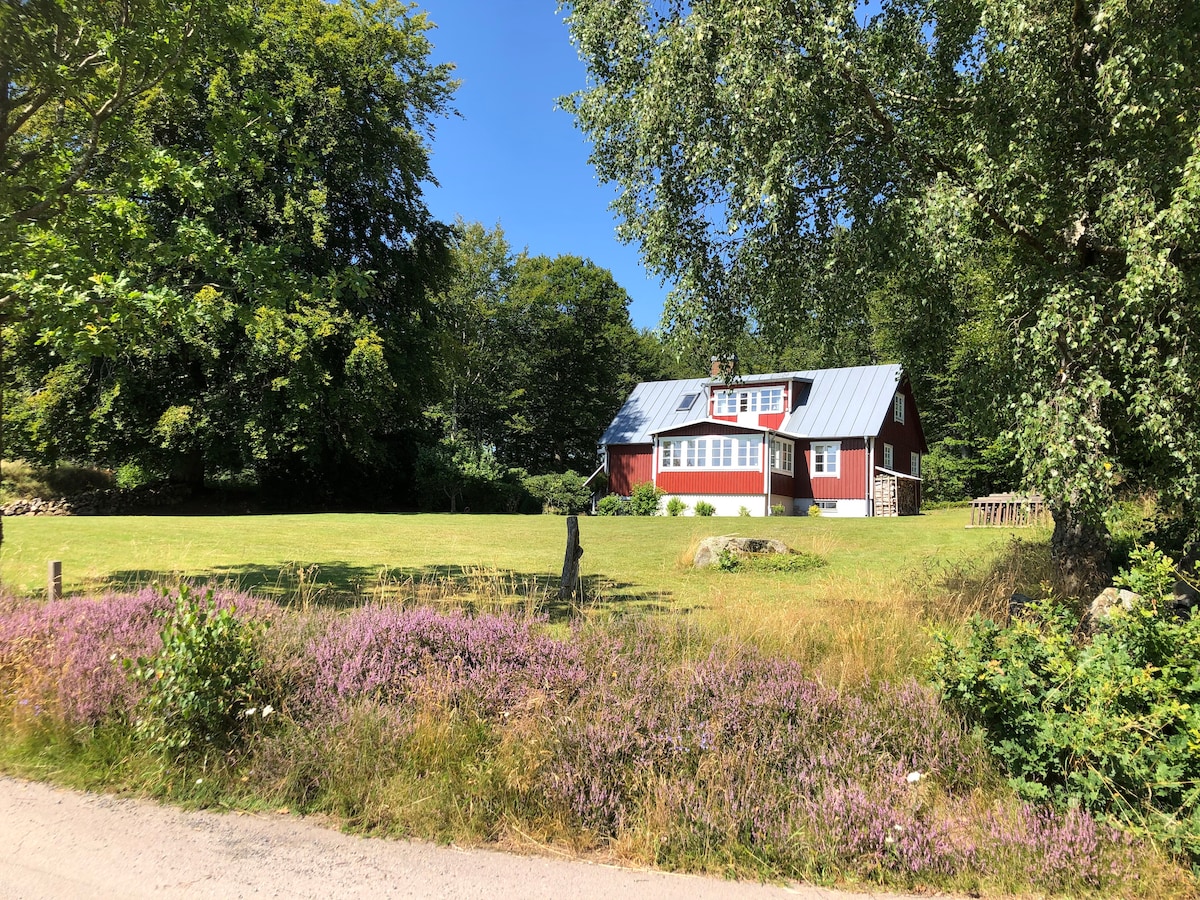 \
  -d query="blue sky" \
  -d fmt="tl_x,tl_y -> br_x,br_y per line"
420,3 -> 670,331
